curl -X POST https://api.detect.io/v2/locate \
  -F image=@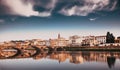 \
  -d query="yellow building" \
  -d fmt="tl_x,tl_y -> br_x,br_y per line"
49,34 -> 68,47
115,37 -> 120,43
